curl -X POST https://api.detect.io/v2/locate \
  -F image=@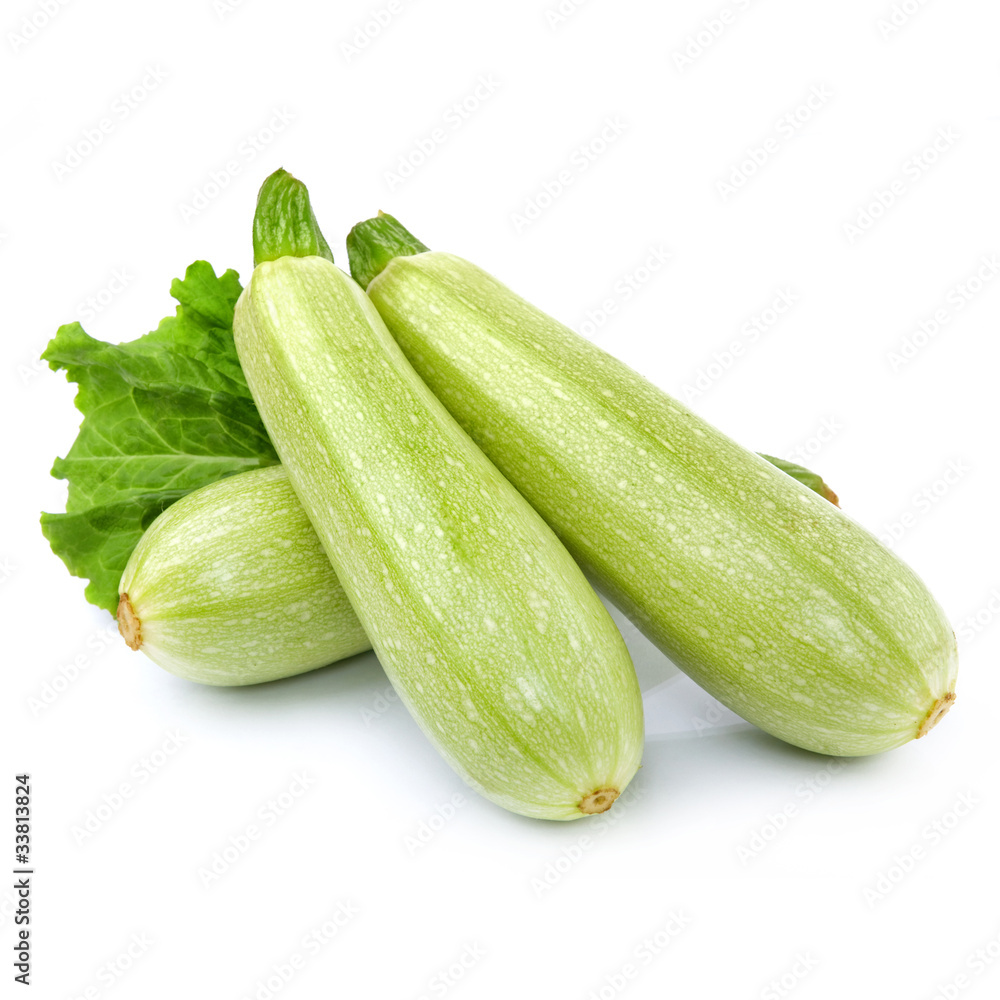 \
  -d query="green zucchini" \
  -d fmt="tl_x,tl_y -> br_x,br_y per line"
232,171 -> 643,819
119,458 -> 838,685
118,465 -> 370,685
348,213 -> 958,757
